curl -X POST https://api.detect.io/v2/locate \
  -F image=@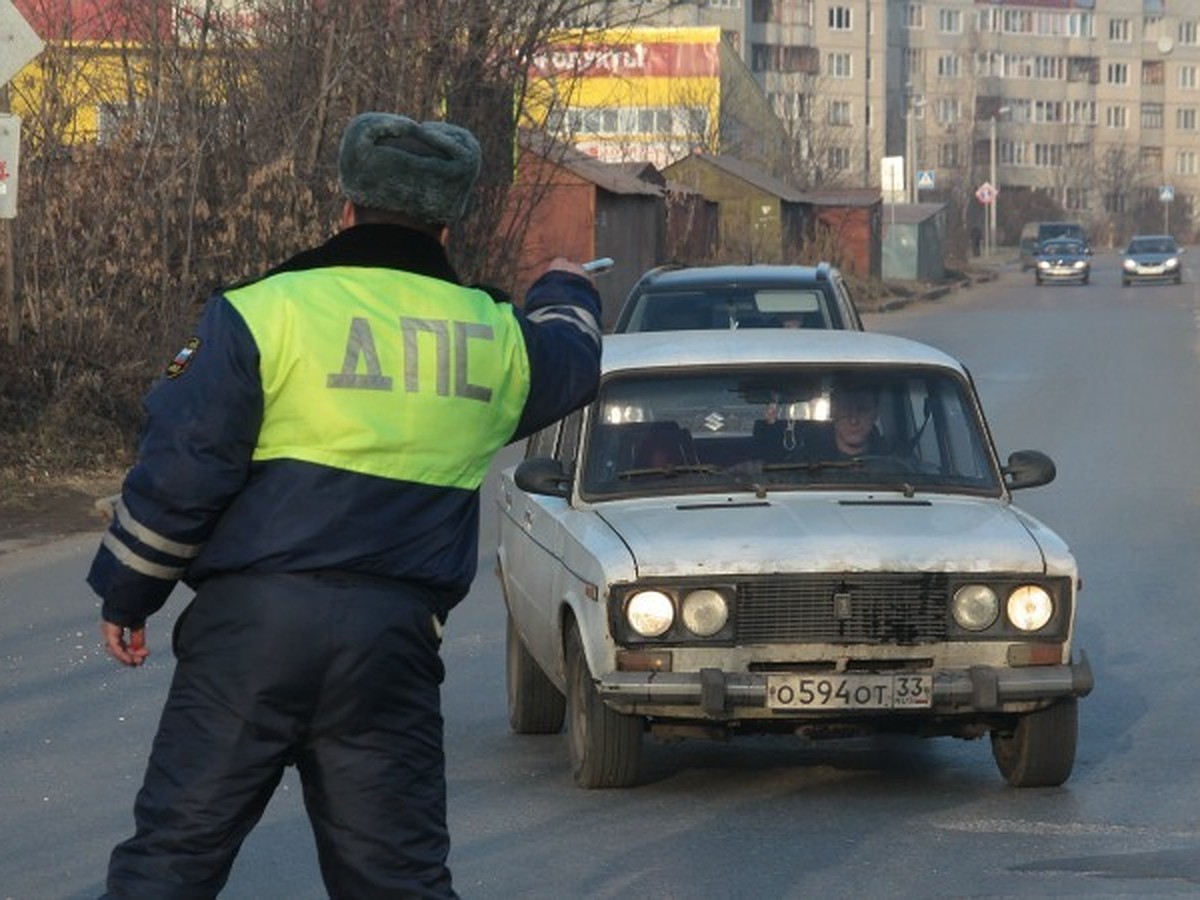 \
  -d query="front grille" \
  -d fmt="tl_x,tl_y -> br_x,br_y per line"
736,574 -> 949,645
